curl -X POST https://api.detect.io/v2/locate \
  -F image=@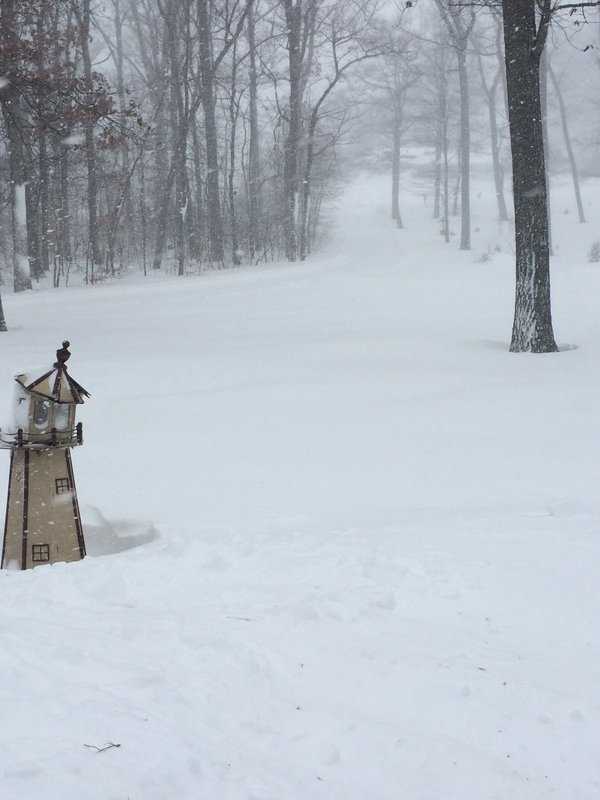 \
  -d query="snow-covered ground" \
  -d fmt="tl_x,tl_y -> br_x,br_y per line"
1,170 -> 600,799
